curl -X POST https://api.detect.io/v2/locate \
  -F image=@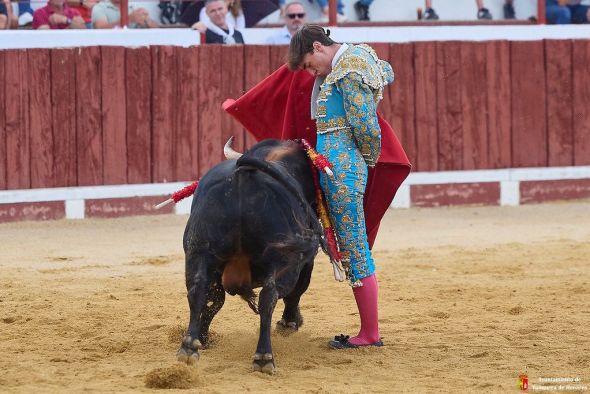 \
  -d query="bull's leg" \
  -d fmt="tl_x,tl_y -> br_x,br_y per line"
277,261 -> 313,332
198,277 -> 225,348
252,278 -> 278,374
177,254 -> 214,365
